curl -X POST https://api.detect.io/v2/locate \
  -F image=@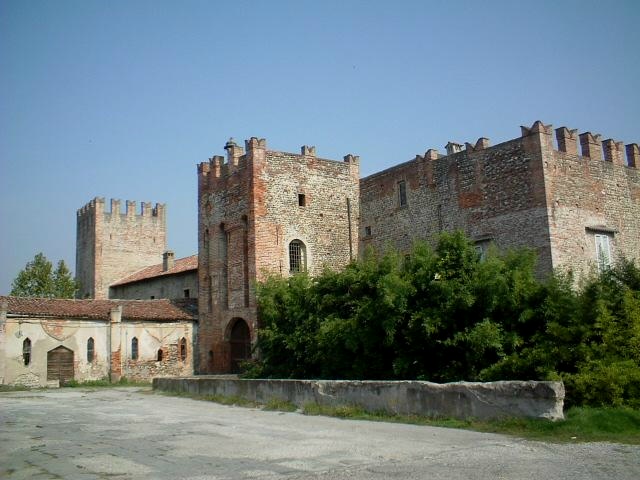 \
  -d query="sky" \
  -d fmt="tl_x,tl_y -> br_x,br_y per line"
0,0 -> 639,295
